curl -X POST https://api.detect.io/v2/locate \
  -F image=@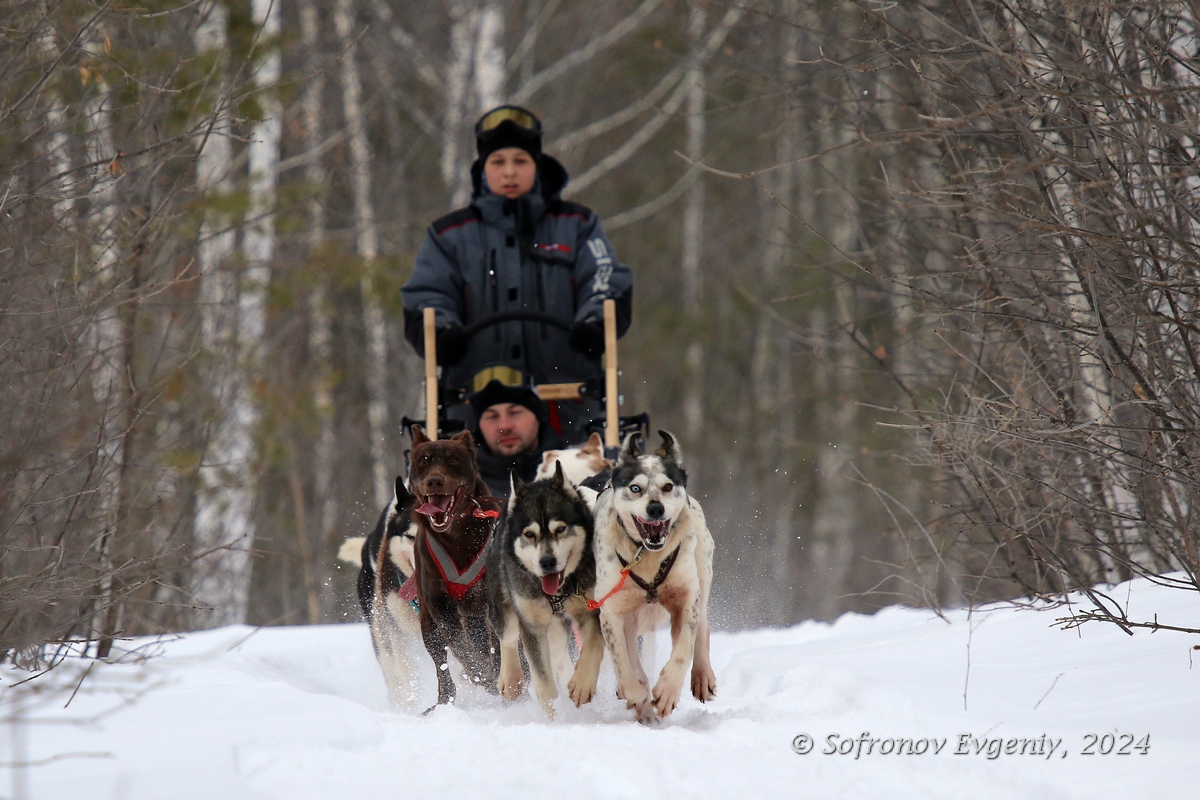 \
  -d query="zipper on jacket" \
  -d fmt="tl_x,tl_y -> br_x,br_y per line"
489,250 -> 500,343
